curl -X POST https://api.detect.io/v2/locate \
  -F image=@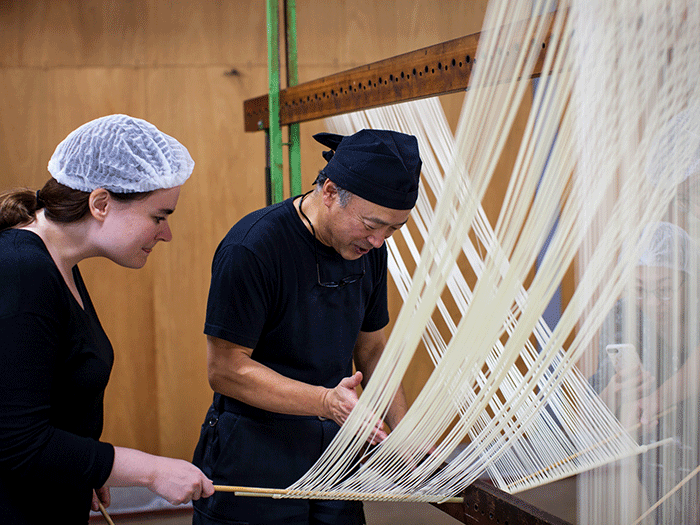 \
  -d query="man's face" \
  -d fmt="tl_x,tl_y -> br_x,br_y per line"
322,189 -> 412,260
